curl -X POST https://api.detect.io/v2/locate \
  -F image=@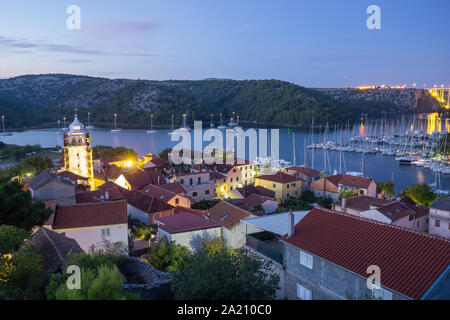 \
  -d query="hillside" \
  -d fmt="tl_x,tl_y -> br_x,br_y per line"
0,74 -> 441,129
